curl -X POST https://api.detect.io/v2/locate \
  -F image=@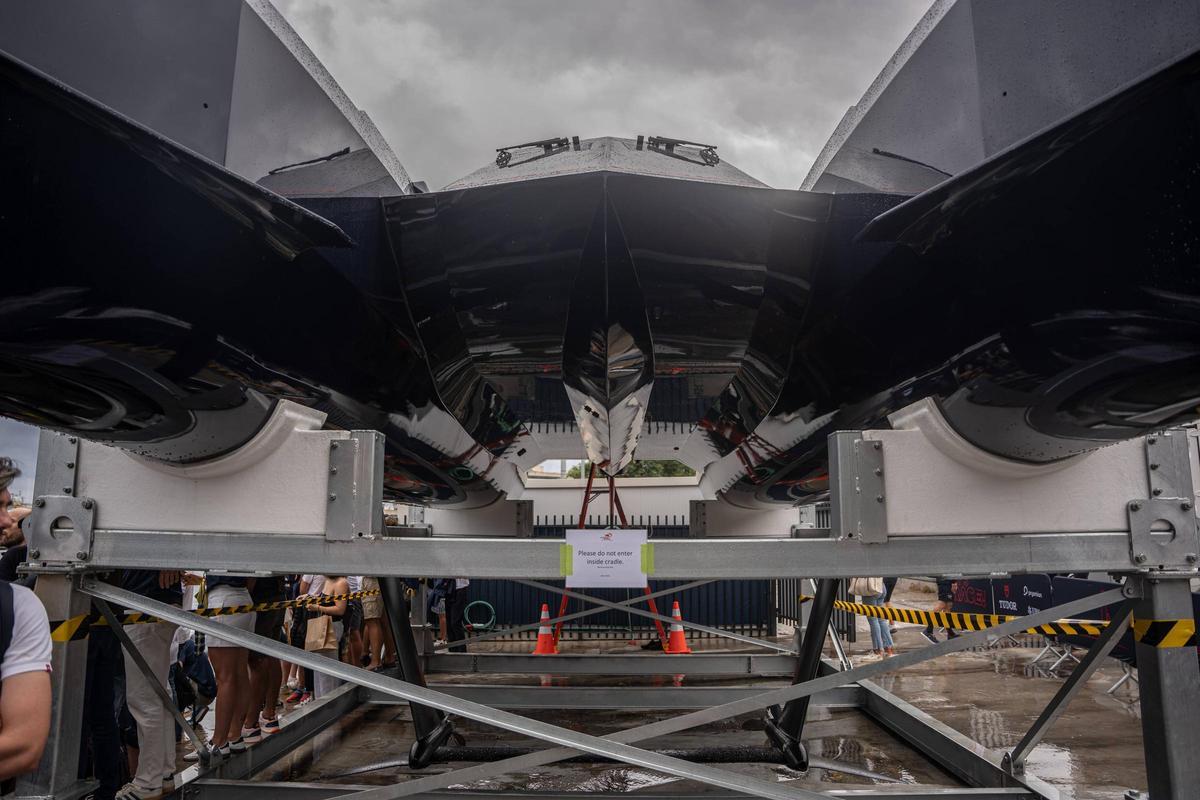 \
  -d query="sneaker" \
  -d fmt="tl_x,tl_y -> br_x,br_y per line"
260,715 -> 281,735
241,726 -> 262,744
285,689 -> 305,704
286,676 -> 299,690
115,782 -> 163,800
945,628 -> 959,639
298,692 -> 312,705
920,629 -> 940,645
229,737 -> 247,753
